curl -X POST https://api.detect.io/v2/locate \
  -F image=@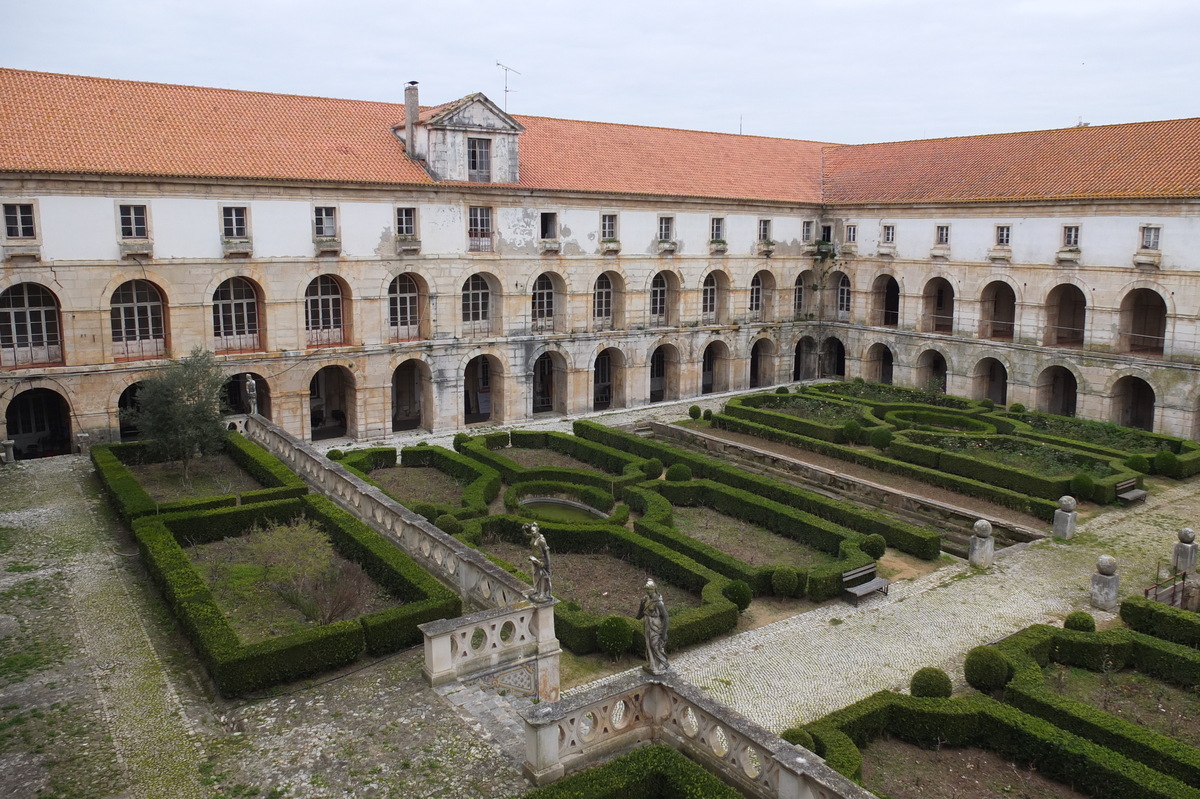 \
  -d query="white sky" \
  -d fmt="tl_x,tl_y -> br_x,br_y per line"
5,0 -> 1199,144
